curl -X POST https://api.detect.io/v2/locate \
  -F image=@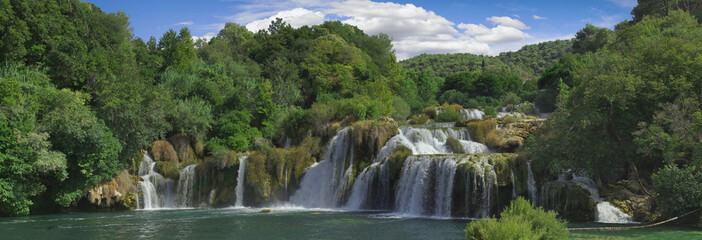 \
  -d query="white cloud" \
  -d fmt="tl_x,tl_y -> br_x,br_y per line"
175,21 -> 194,26
606,0 -> 637,8
236,0 -> 534,59
193,32 -> 217,42
486,16 -> 529,29
245,8 -> 325,32
533,15 -> 546,20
